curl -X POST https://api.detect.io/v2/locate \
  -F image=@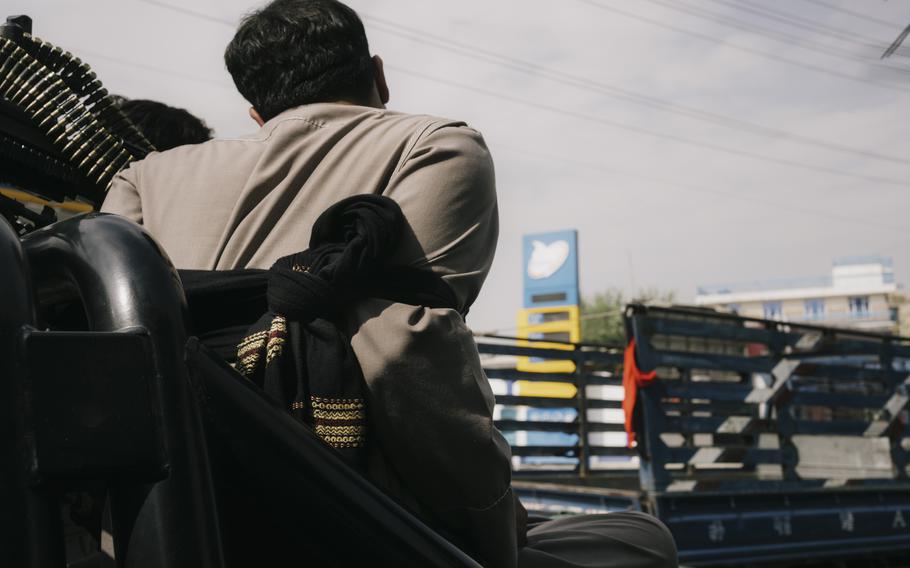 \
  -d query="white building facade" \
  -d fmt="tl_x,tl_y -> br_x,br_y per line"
695,256 -> 902,334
